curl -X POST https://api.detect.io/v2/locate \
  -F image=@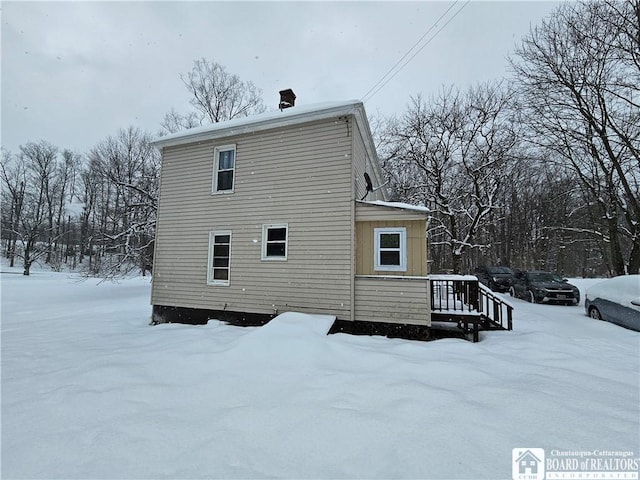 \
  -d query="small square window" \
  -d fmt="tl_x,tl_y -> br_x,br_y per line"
262,224 -> 288,261
374,227 -> 407,272
213,145 -> 236,193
